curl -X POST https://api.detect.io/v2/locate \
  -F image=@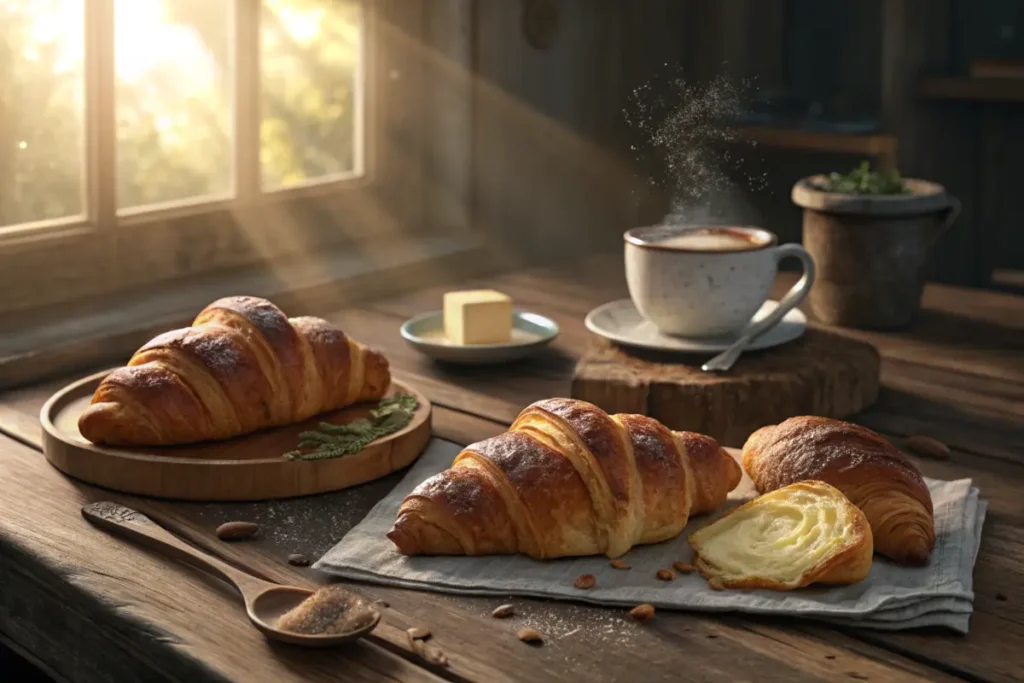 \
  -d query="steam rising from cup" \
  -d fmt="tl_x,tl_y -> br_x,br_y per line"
624,69 -> 767,228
